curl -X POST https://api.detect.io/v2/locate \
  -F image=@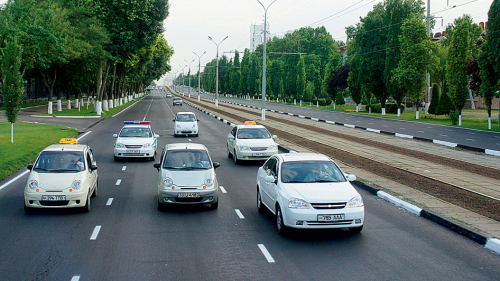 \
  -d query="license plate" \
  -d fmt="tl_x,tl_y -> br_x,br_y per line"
41,195 -> 66,201
252,152 -> 266,156
178,193 -> 201,198
126,150 -> 140,153
318,214 -> 345,221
